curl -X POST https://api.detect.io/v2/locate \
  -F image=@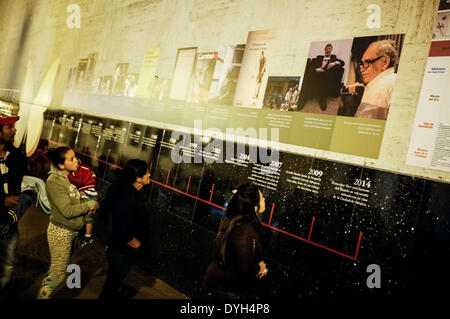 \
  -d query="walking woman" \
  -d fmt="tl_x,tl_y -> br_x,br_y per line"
203,182 -> 268,298
37,146 -> 99,299
98,159 -> 150,299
